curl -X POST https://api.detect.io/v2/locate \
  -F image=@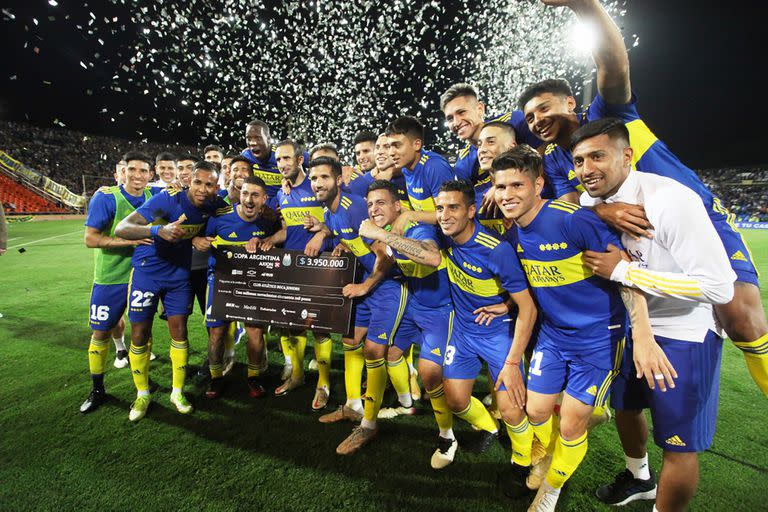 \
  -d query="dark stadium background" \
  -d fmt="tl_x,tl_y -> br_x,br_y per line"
0,0 -> 762,169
